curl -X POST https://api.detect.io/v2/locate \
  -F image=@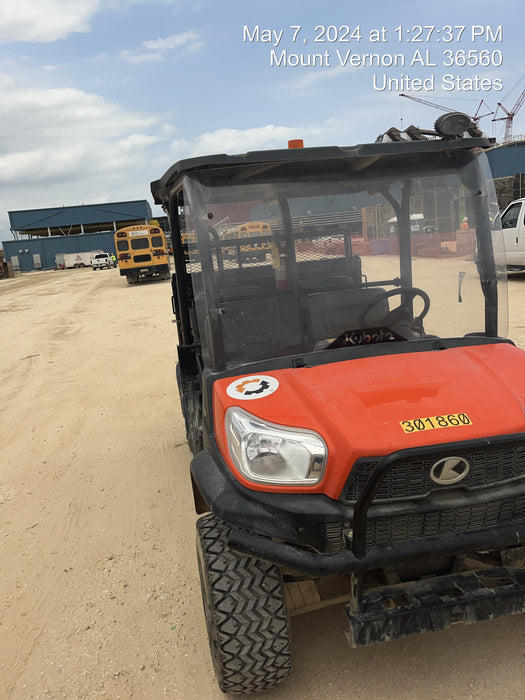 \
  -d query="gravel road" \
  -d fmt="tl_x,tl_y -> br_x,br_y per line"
1,266 -> 524,699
